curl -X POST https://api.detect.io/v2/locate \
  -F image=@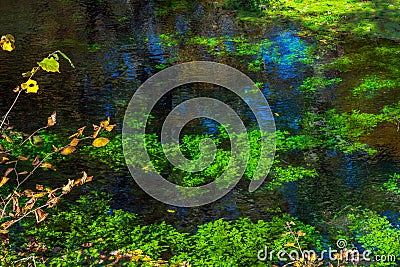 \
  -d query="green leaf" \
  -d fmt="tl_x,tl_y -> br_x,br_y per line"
38,57 -> 60,72
57,51 -> 75,68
